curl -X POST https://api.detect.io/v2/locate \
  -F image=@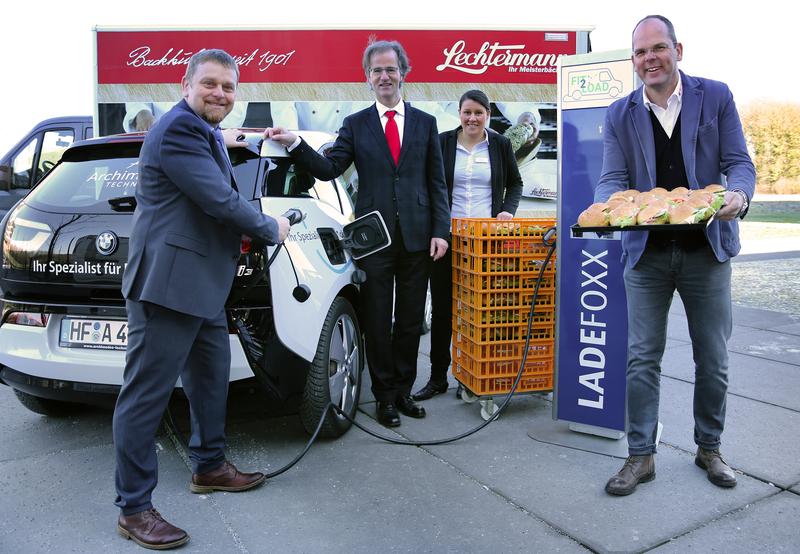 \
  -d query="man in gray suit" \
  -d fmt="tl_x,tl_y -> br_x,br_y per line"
113,49 -> 290,550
